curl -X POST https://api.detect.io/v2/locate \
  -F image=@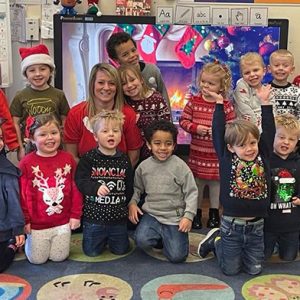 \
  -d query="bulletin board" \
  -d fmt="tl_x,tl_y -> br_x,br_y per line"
0,0 -> 13,87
